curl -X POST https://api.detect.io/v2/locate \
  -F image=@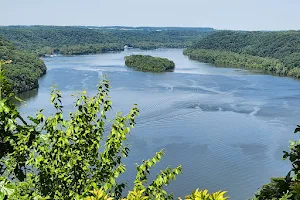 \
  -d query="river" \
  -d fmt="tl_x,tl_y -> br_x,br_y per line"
18,48 -> 300,199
